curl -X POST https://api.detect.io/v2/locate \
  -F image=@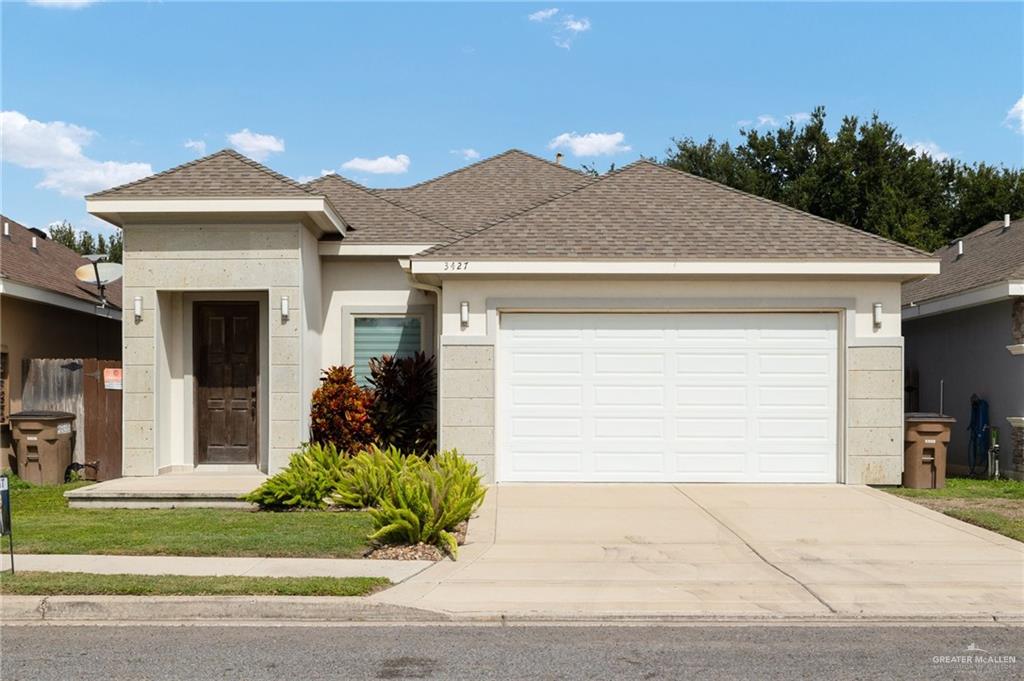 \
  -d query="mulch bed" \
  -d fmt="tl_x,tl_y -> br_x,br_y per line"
364,520 -> 469,562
